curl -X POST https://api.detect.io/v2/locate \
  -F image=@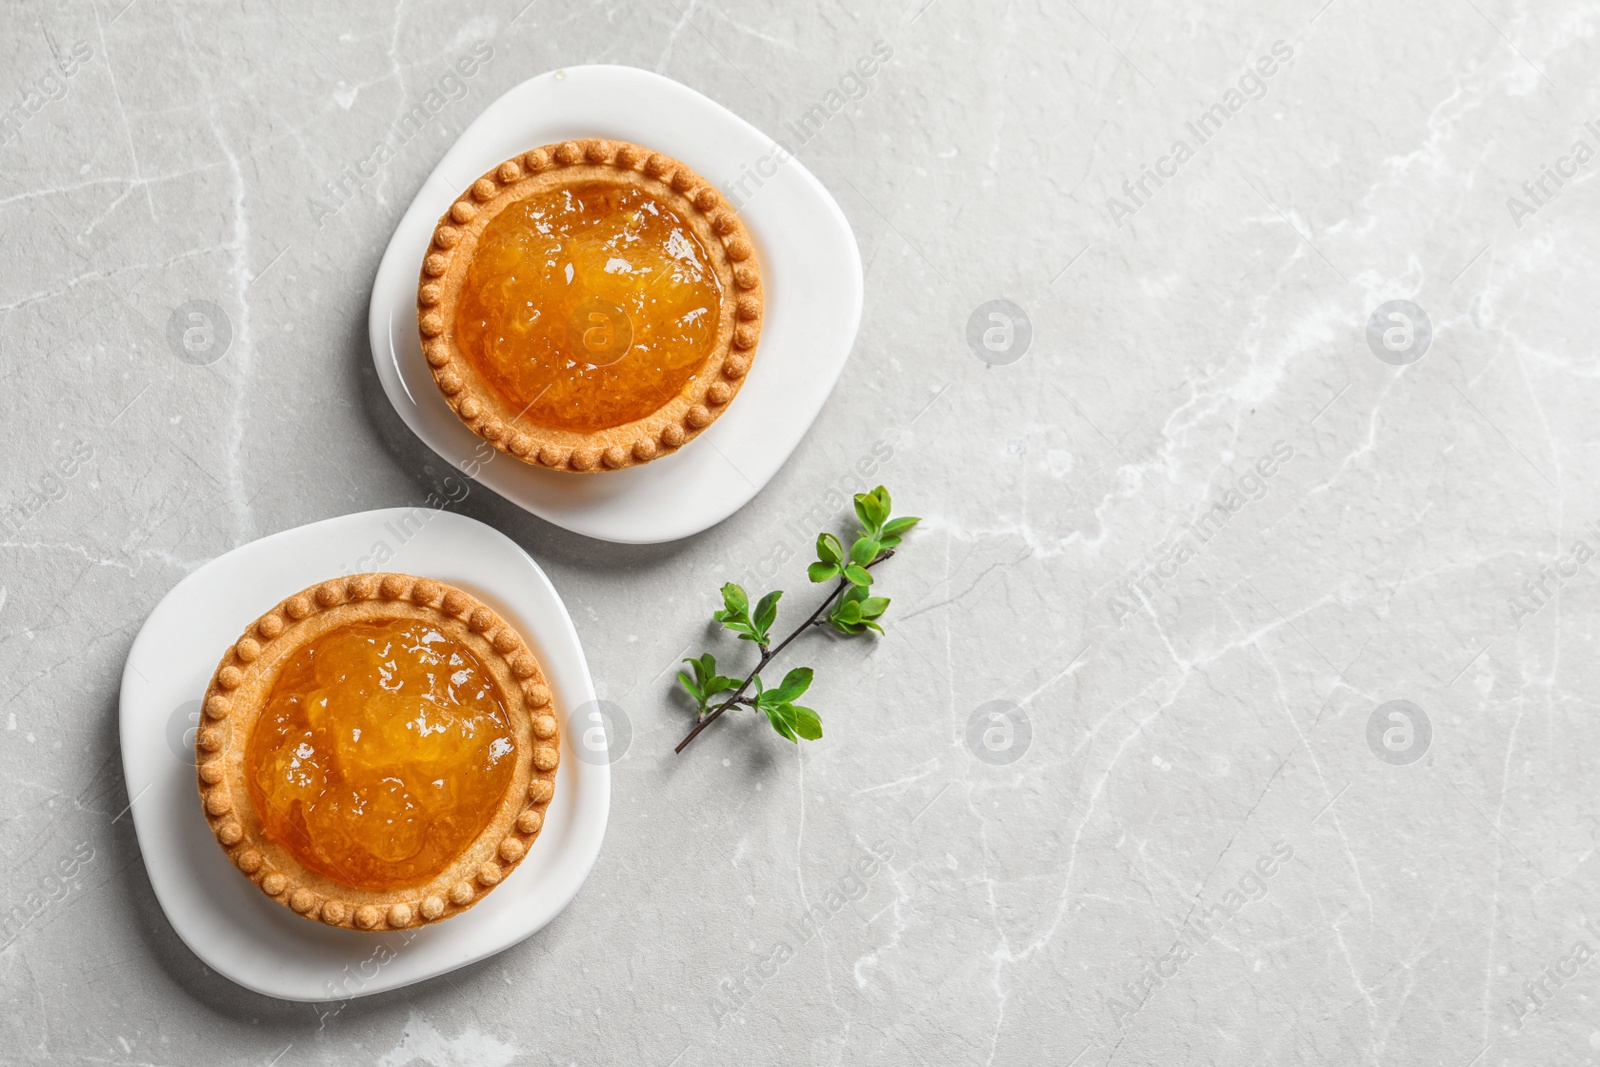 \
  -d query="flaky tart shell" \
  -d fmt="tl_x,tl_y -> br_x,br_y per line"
195,572 -> 560,933
416,138 -> 764,473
